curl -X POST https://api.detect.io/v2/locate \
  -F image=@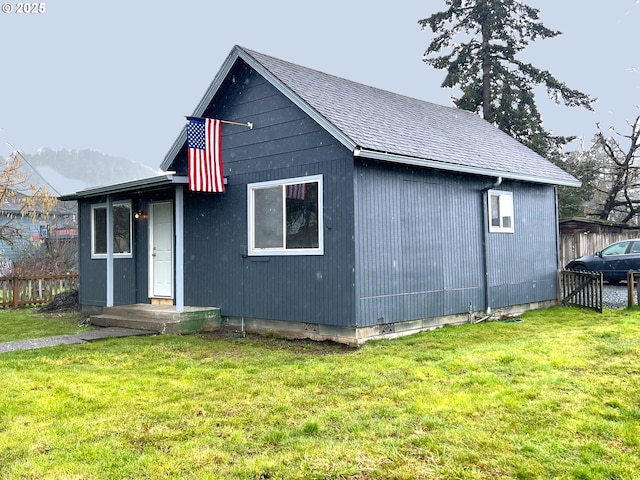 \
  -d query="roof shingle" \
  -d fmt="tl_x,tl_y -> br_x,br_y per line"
241,47 -> 579,187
